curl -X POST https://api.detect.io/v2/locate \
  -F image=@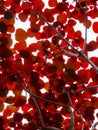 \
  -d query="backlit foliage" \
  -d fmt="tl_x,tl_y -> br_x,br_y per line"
0,0 -> 98,129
